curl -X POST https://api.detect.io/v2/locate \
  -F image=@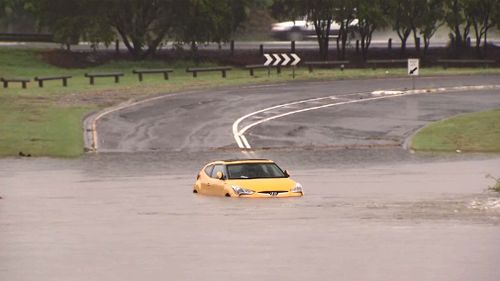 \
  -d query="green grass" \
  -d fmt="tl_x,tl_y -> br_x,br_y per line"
1,47 -> 500,157
411,109 -> 500,152
0,101 -> 91,157
486,174 -> 500,192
